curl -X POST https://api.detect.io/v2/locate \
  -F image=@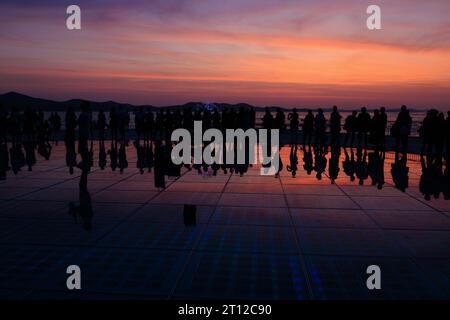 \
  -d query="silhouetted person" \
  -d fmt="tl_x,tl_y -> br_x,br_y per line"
262,107 -> 273,130
314,109 -> 326,147
183,107 -> 194,135
288,108 -> 299,146
302,110 -> 314,146
419,110 -> 436,155
343,111 -> 357,148
237,107 -> 250,130
392,105 -> 411,155
446,111 -> 450,163
212,108 -> 221,129
330,106 -> 342,147
420,110 -> 433,156
8,107 -> 22,145
118,105 -> 130,143
65,107 -> 77,174
357,107 -> 371,148
109,107 -> 118,142
165,109 -> 174,141
77,101 -> 91,164
435,112 -> 446,161
144,110 -> 155,141
174,109 -> 183,130
370,109 -> 380,148
0,104 -> 7,143
249,106 -> 256,129
275,107 -> 285,130
202,108 -> 212,131
379,107 -> 387,150
134,106 -> 145,144
97,109 -> 107,142
49,112 -> 61,145
155,111 -> 166,139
